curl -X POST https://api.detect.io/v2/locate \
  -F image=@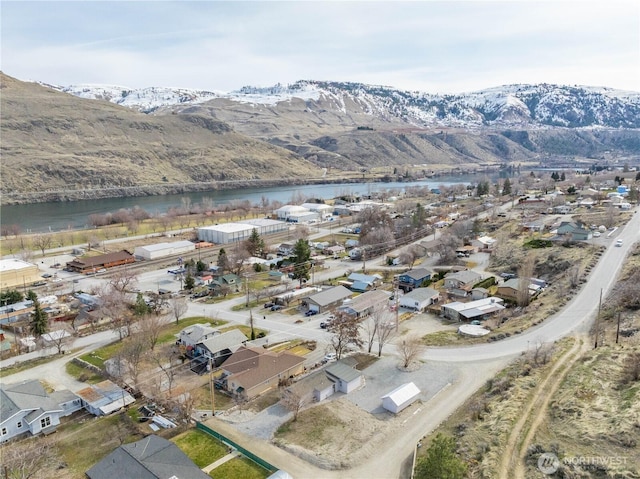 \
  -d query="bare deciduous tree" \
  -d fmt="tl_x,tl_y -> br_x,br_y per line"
117,334 -> 148,391
517,256 -> 535,307
98,285 -> 132,339
137,314 -> 165,351
108,268 -> 138,294
327,312 -> 363,359
281,388 -> 308,421
398,334 -> 425,368
151,347 -> 180,398
0,436 -> 61,479
45,321 -> 74,354
32,234 -> 53,257
398,244 -> 424,267
169,297 -> 188,325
